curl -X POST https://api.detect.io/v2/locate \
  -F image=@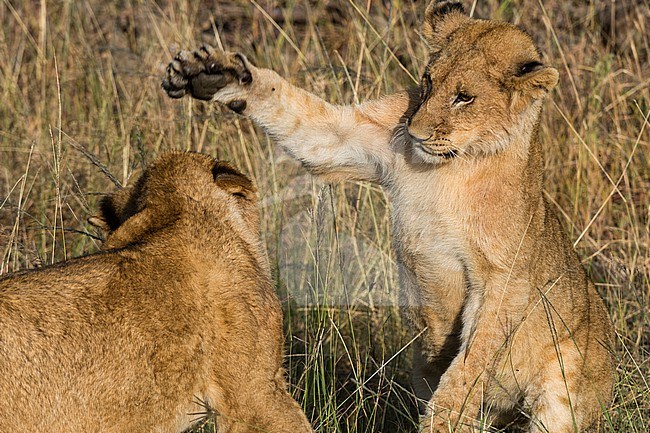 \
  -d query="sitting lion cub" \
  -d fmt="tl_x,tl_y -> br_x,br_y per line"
163,2 -> 614,432
0,152 -> 313,433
